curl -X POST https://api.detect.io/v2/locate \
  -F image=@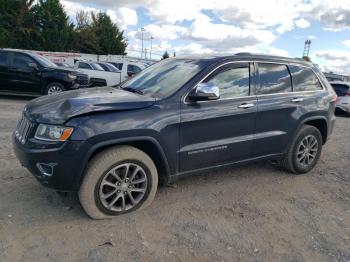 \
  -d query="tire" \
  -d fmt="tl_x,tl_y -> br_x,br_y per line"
280,125 -> 323,174
79,146 -> 158,219
44,82 -> 66,95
